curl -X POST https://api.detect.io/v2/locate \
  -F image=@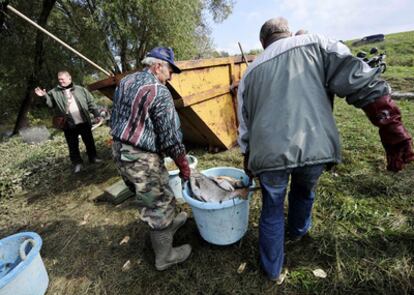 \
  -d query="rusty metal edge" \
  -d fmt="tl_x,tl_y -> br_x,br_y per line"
87,55 -> 255,95
176,55 -> 255,70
